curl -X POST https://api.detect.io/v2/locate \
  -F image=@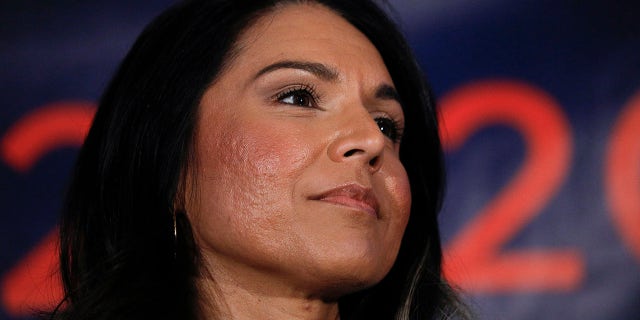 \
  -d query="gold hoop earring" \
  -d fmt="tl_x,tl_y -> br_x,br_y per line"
173,210 -> 178,259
